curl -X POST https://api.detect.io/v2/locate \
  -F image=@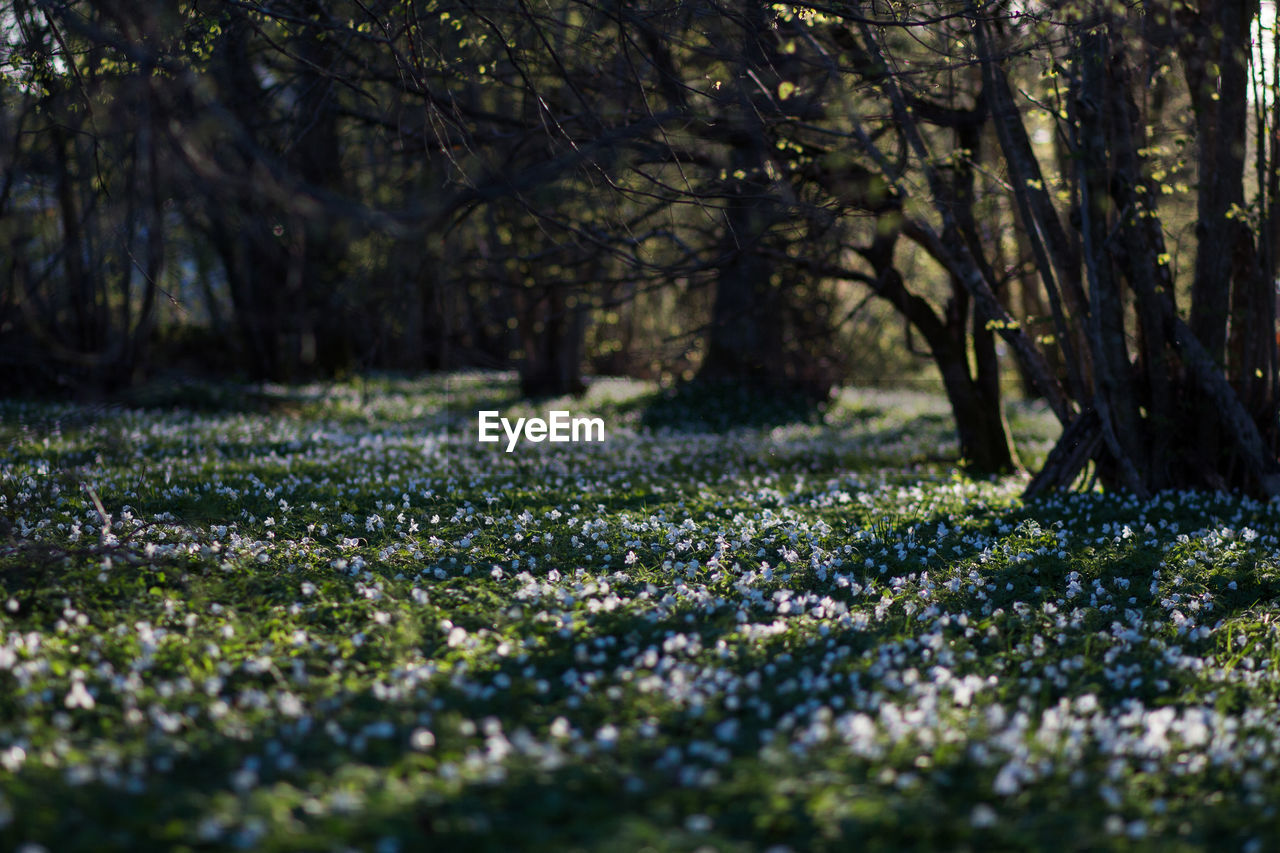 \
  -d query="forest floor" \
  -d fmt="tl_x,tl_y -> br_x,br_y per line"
2,374 -> 1279,851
